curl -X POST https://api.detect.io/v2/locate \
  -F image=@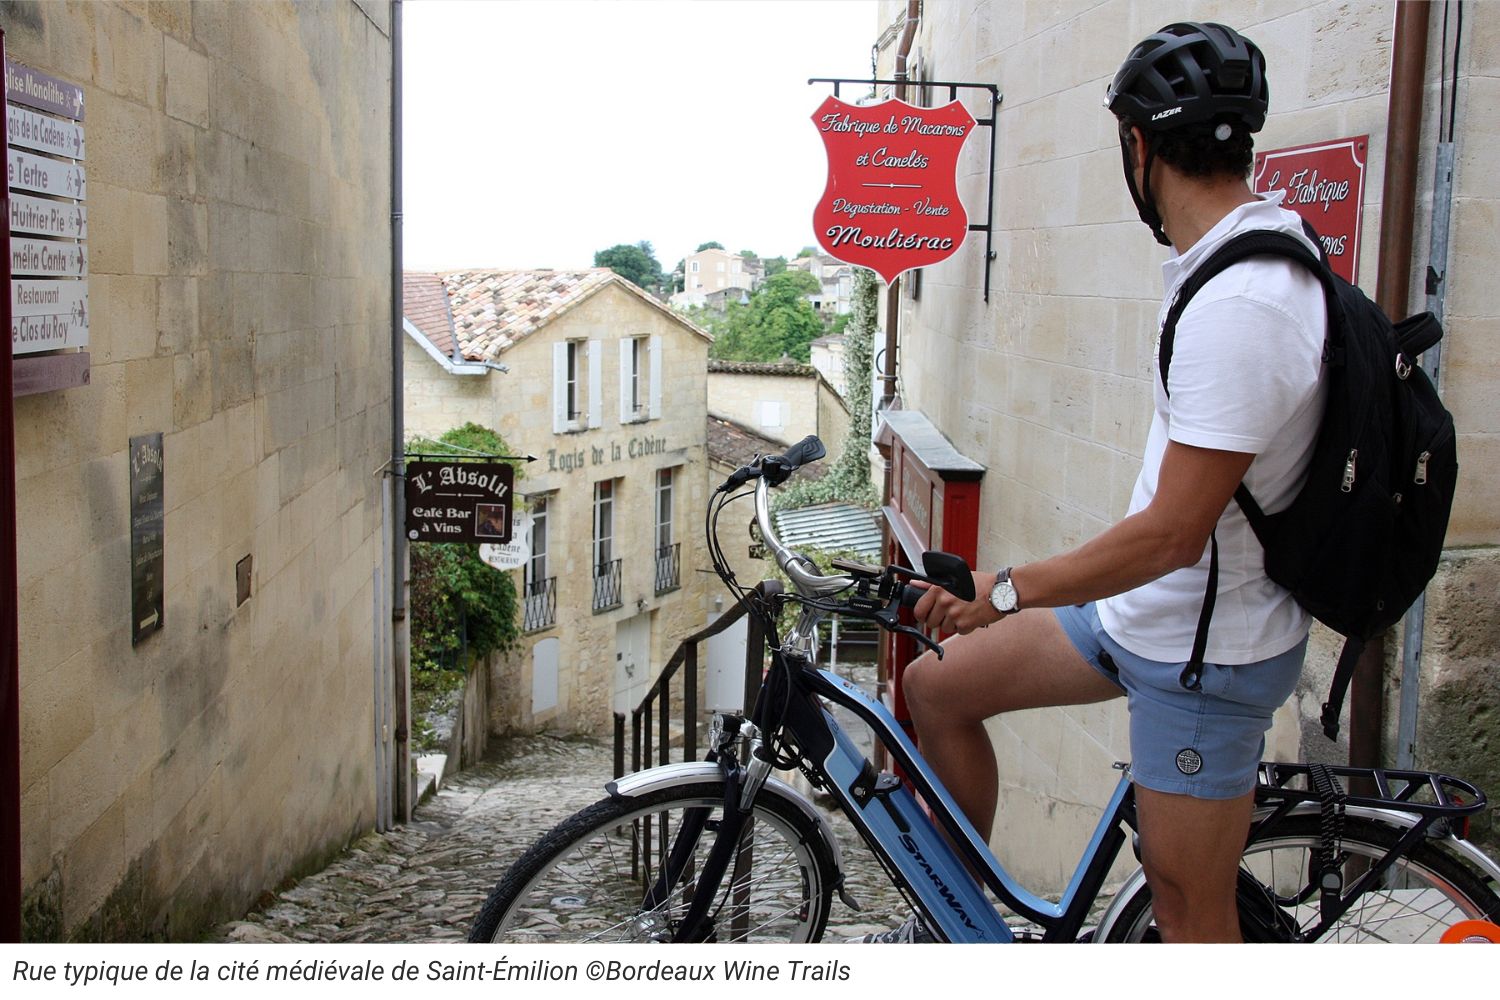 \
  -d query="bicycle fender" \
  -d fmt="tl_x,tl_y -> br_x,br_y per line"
606,762 -> 848,883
